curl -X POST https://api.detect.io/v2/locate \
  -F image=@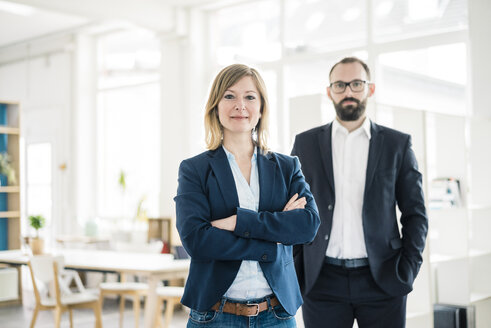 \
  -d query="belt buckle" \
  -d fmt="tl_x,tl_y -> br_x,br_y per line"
245,303 -> 260,317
